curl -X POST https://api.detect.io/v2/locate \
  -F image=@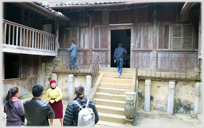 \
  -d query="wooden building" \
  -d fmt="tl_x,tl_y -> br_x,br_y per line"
45,1 -> 201,69
2,2 -> 70,98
